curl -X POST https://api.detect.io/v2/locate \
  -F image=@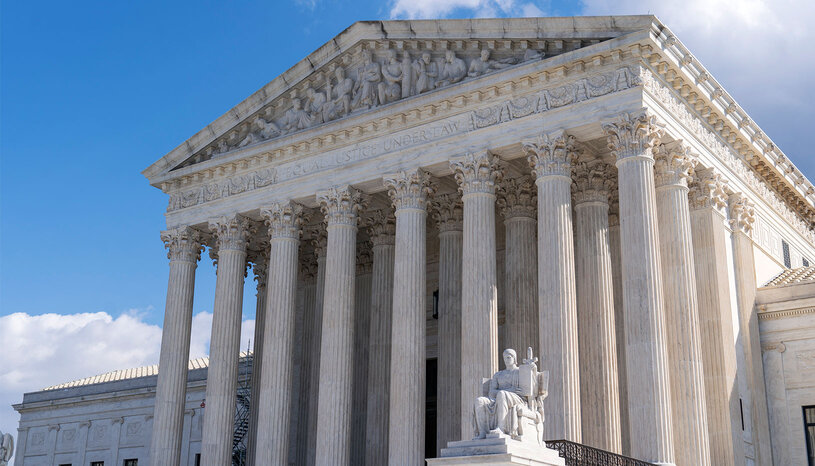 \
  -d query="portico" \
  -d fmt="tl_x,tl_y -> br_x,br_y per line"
142,16 -> 815,466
